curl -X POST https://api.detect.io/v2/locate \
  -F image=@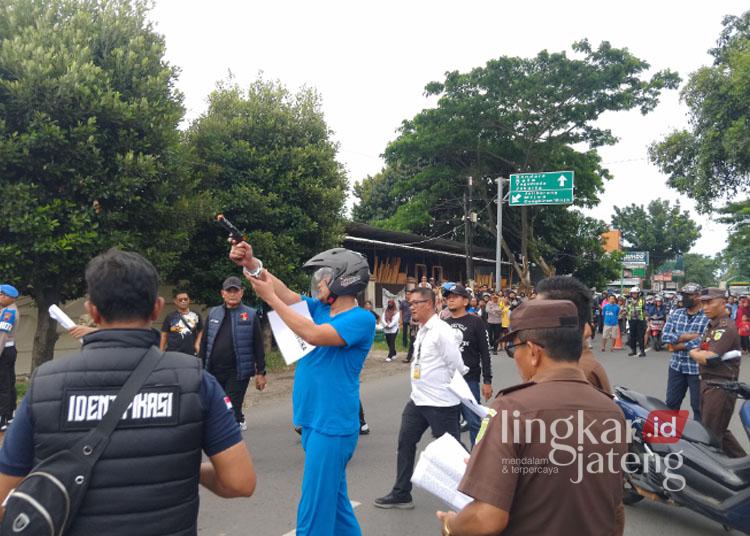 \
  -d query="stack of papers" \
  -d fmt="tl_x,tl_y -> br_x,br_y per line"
267,301 -> 317,365
448,370 -> 490,419
411,433 -> 473,511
